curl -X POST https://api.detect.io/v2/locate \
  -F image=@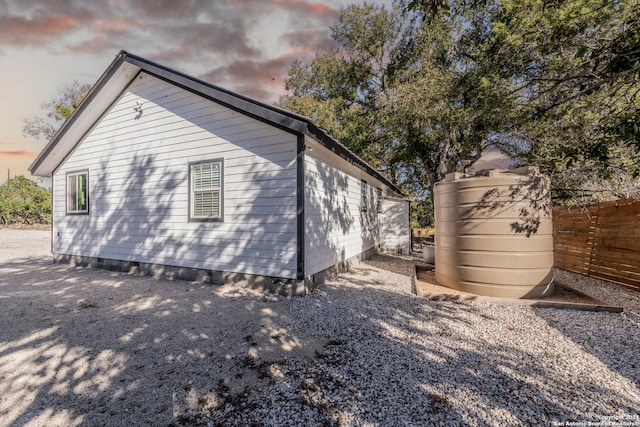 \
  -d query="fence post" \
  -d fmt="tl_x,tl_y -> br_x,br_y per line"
586,203 -> 600,278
